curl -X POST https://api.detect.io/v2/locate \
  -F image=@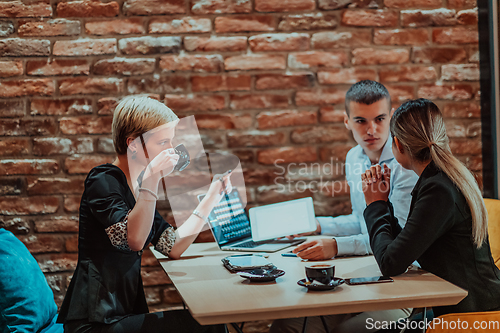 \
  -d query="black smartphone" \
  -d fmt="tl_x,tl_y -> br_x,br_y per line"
345,276 -> 393,285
